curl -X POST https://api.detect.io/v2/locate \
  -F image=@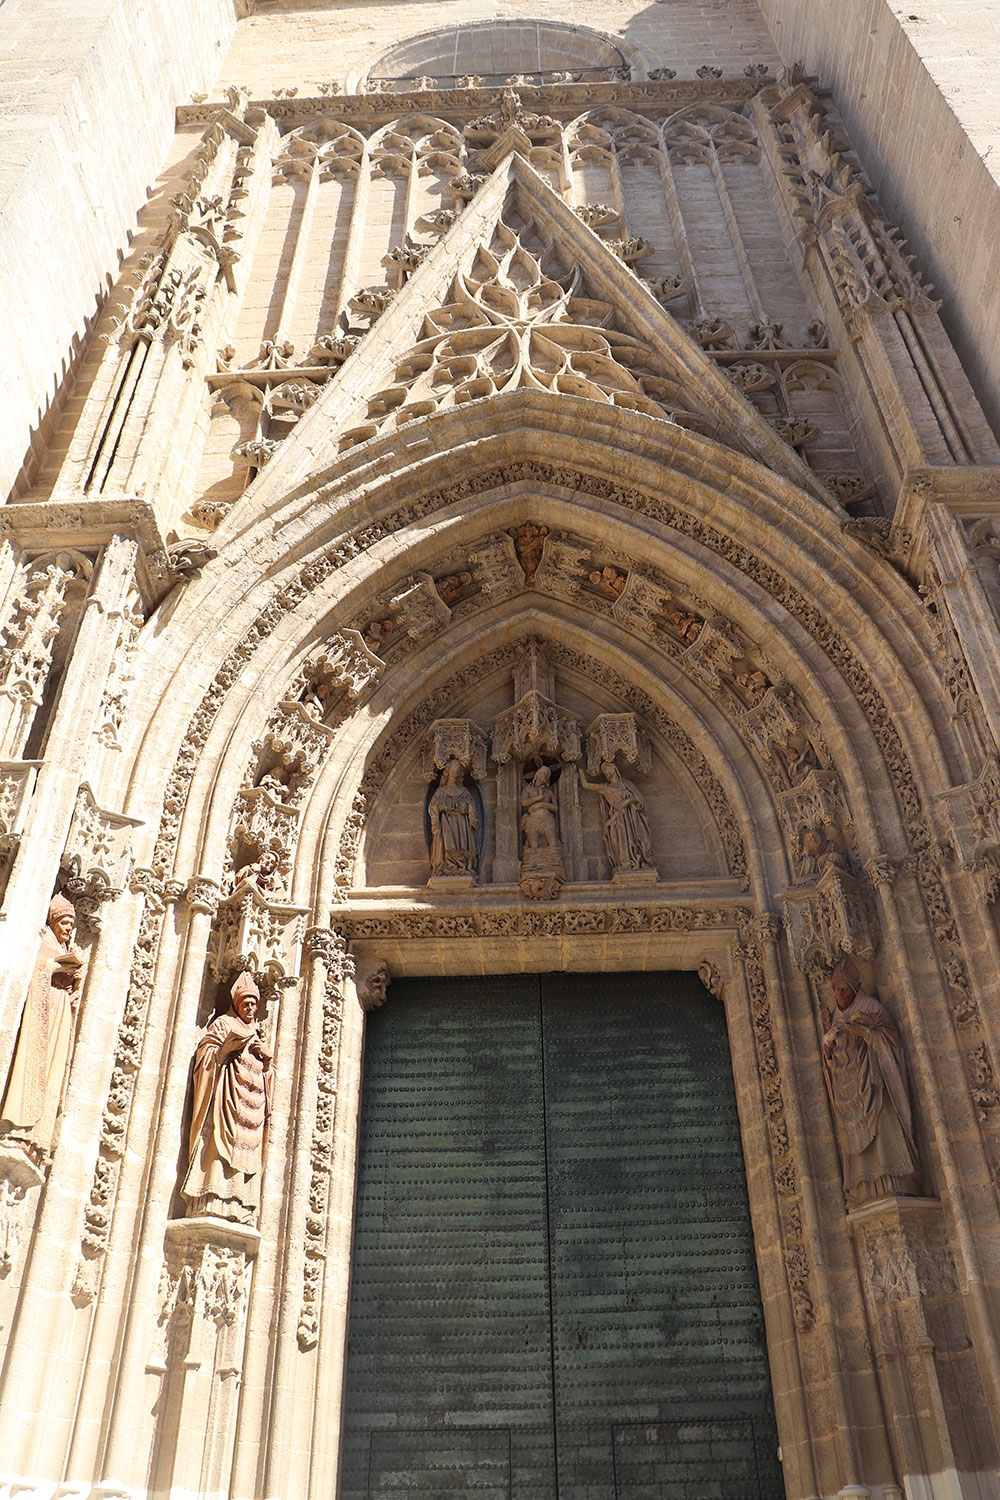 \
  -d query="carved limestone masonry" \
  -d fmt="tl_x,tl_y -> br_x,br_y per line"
208,883 -> 307,985
937,754 -> 1000,899
0,1145 -> 45,1278
585,713 -> 651,776
341,903 -> 747,940
422,719 -> 489,781
0,759 -> 42,892
761,82 -> 1000,469
298,929 -> 353,1351
735,927 -> 815,1333
740,684 -> 825,789
467,532 -> 524,603
95,595 -> 144,751
383,573 -> 450,643
0,551 -> 93,758
73,872 -> 186,1306
356,958 -> 391,1012
782,864 -> 879,979
60,783 -> 143,934
490,641 -> 582,896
